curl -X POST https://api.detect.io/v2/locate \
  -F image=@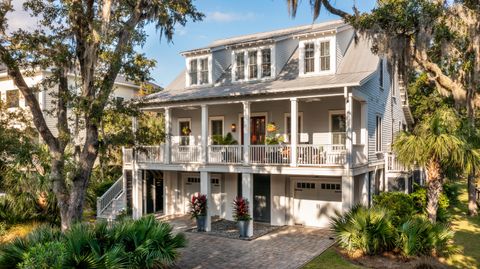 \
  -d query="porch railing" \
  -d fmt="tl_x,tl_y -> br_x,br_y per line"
386,152 -> 406,172
297,144 -> 346,166
208,145 -> 243,164
250,144 -> 291,165
97,176 -> 124,217
172,145 -> 201,163
123,148 -> 133,164
136,146 -> 164,163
